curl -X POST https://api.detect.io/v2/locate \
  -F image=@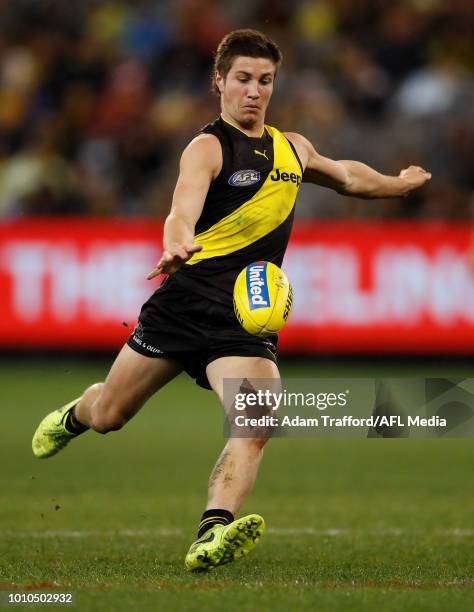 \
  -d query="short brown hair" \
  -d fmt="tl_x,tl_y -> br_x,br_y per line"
213,29 -> 282,94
